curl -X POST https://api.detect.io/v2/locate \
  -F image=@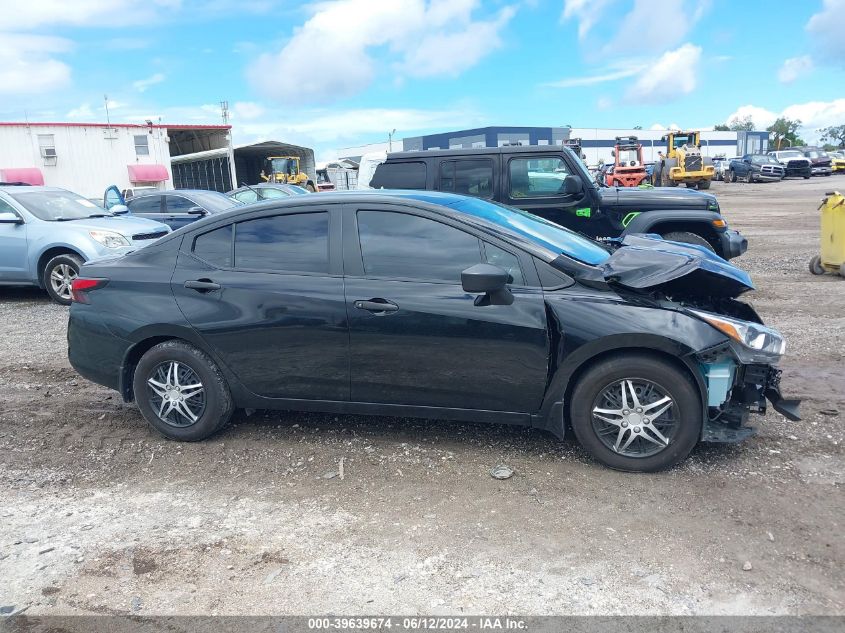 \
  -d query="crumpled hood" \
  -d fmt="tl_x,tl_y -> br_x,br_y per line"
600,234 -> 754,297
